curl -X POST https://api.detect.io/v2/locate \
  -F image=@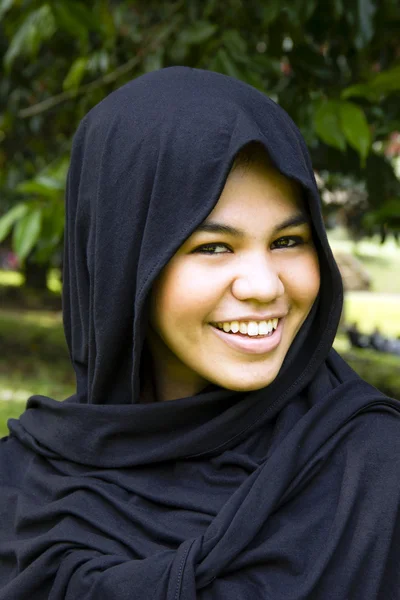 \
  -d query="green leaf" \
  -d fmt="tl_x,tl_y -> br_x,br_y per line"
339,101 -> 371,164
342,66 -> 400,101
143,49 -> 164,73
15,178 -> 62,198
13,208 -> 42,262
369,65 -> 400,93
4,5 -> 56,70
341,83 -> 378,101
63,57 -> 89,91
332,0 -> 344,18
203,0 -> 218,19
0,203 -> 29,242
261,0 -> 281,26
355,0 -> 376,49
314,101 -> 346,151
210,48 -> 242,80
284,1 -> 317,24
33,201 -> 65,263
0,0 -> 14,20
15,158 -> 69,199
221,30 -> 247,63
298,0 -> 318,21
179,21 -> 217,45
41,156 -> 69,181
53,1 -> 95,45
97,0 -> 116,43
87,50 -> 110,75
